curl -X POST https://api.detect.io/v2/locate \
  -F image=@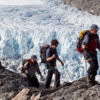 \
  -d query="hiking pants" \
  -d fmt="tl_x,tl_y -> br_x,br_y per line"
45,68 -> 60,88
88,57 -> 99,81
25,75 -> 39,88
83,50 -> 99,81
